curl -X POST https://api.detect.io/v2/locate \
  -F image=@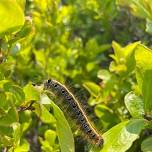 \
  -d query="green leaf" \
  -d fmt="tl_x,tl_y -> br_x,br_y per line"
0,93 -> 18,126
85,38 -> 110,55
0,135 -> 13,147
4,83 -> 25,106
124,41 -> 140,73
0,0 -> 25,34
39,139 -> 53,152
95,105 -> 119,129
23,83 -> 40,102
0,80 -> 12,89
0,125 -> 13,137
146,19 -> 152,34
83,82 -> 101,97
12,123 -> 21,147
39,93 -> 74,151
34,50 -> 46,67
14,139 -> 30,152
124,92 -> 144,118
135,44 -> 152,113
97,69 -> 111,82
19,111 -> 32,132
0,92 -> 8,115
34,104 -> 56,124
101,119 -> 145,152
141,136 -> 152,152
44,130 -> 56,146
51,101 -> 75,152
0,108 -> 18,126
95,105 -> 113,118
34,93 -> 56,123
111,41 -> 140,74
16,0 -> 26,10
112,41 -> 123,63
